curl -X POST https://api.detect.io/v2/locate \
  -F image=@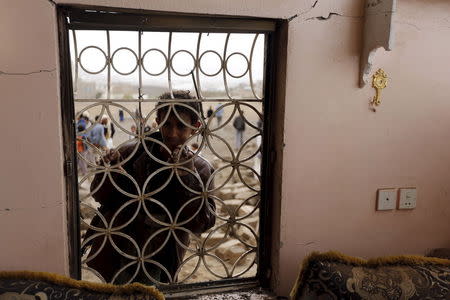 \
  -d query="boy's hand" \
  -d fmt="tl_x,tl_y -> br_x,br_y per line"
103,149 -> 122,165
170,145 -> 195,175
